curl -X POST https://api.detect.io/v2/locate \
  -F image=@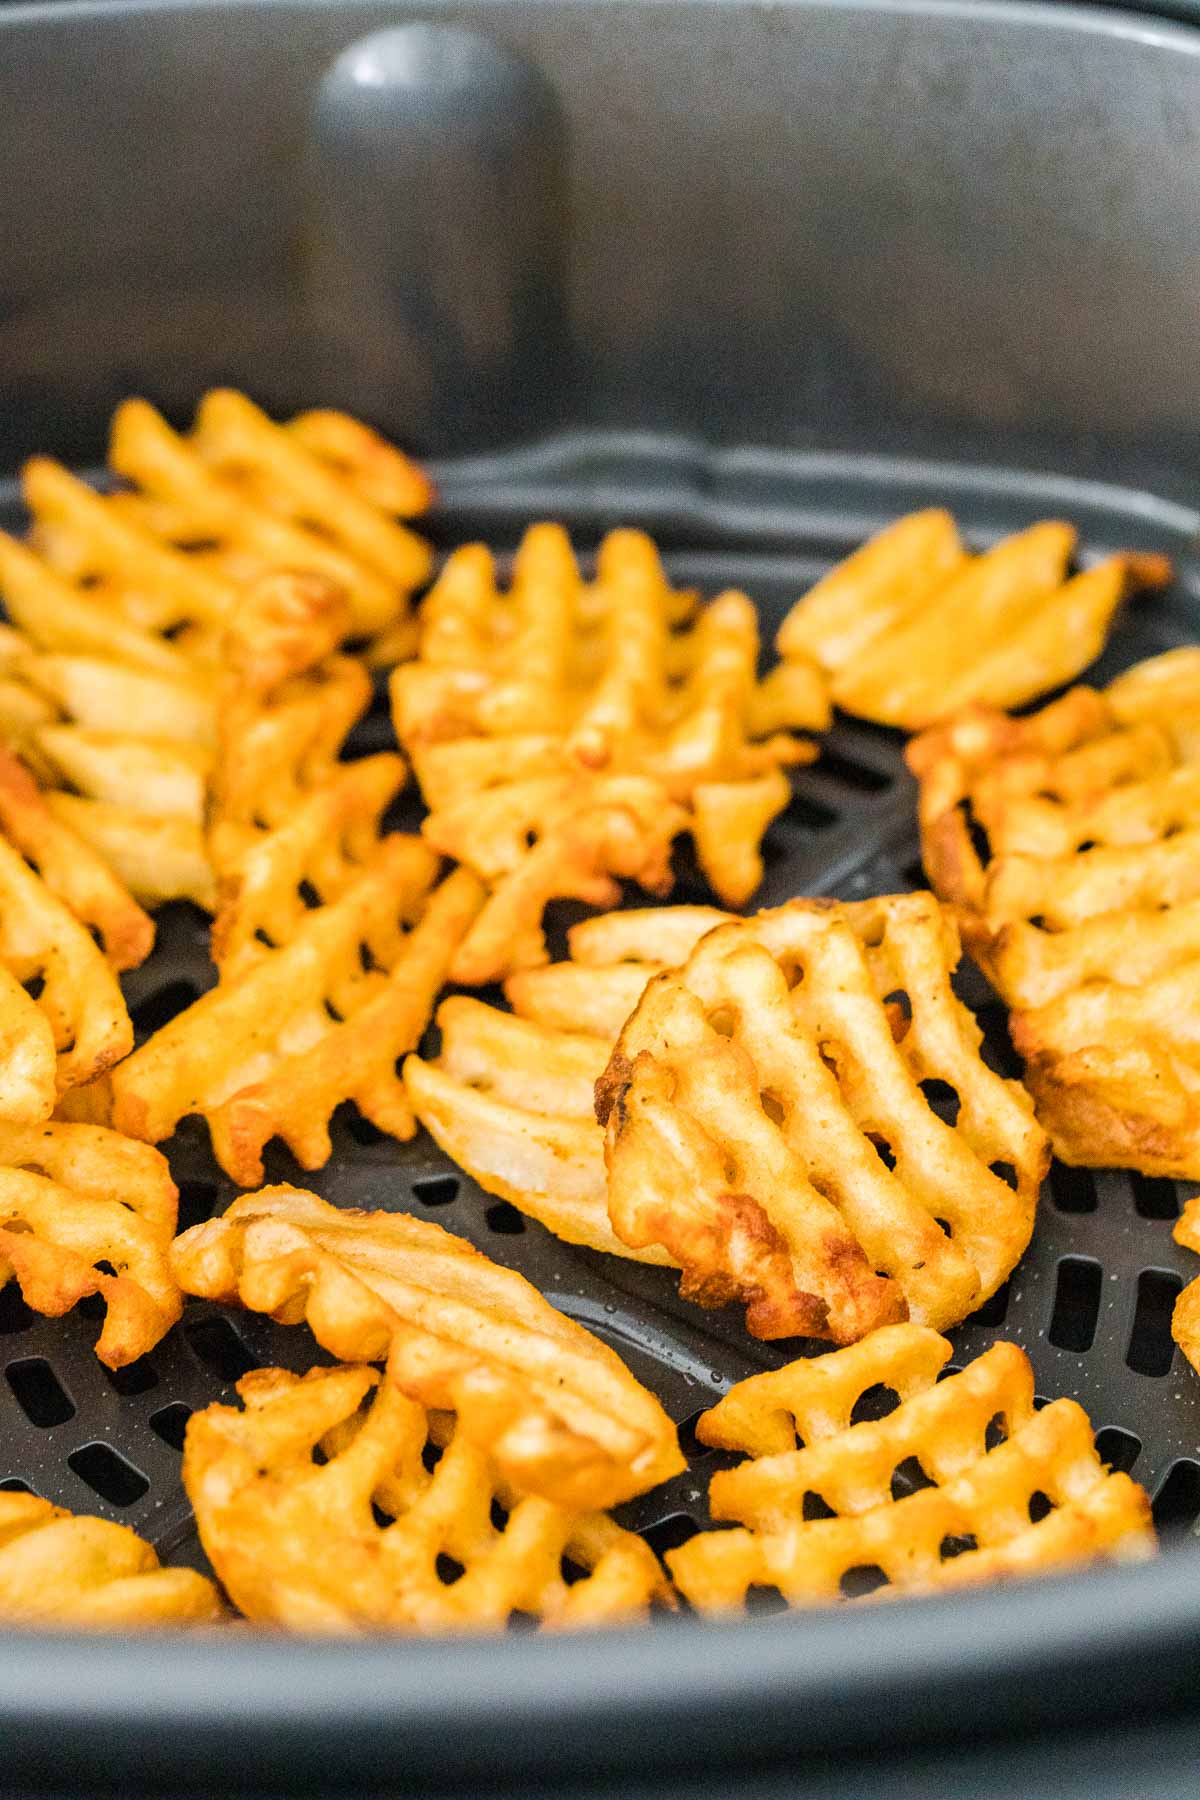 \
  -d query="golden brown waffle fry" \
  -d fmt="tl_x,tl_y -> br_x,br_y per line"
1109,646 -> 1200,760
908,664 -> 1200,1175
185,1362 -> 671,1632
0,831 -> 132,1099
110,844 -> 478,1185
0,745 -> 153,971
0,1119 -> 180,1366
391,525 -> 827,982
669,1324 -> 1154,1611
171,1185 -> 684,1509
1173,1200 -> 1200,1377
206,569 -> 409,985
43,793 -> 216,912
0,970 -> 55,1123
0,1492 -> 220,1627
207,573 -> 375,886
9,394 -> 430,662
776,510 -> 1171,728
404,905 -> 726,1255
597,893 -> 1047,1342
